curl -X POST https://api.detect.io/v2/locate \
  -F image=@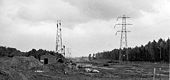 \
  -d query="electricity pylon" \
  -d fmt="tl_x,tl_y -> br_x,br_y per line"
66,48 -> 71,58
114,15 -> 132,61
56,20 -> 65,56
